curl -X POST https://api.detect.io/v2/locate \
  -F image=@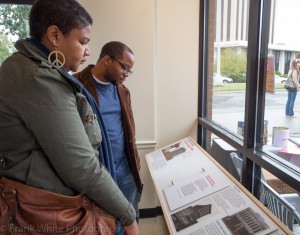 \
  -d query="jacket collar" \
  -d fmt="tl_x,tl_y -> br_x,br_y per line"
15,39 -> 81,92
